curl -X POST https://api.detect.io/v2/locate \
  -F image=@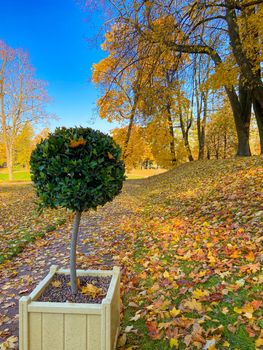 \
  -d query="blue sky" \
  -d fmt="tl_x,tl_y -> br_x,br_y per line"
0,0 -> 117,134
